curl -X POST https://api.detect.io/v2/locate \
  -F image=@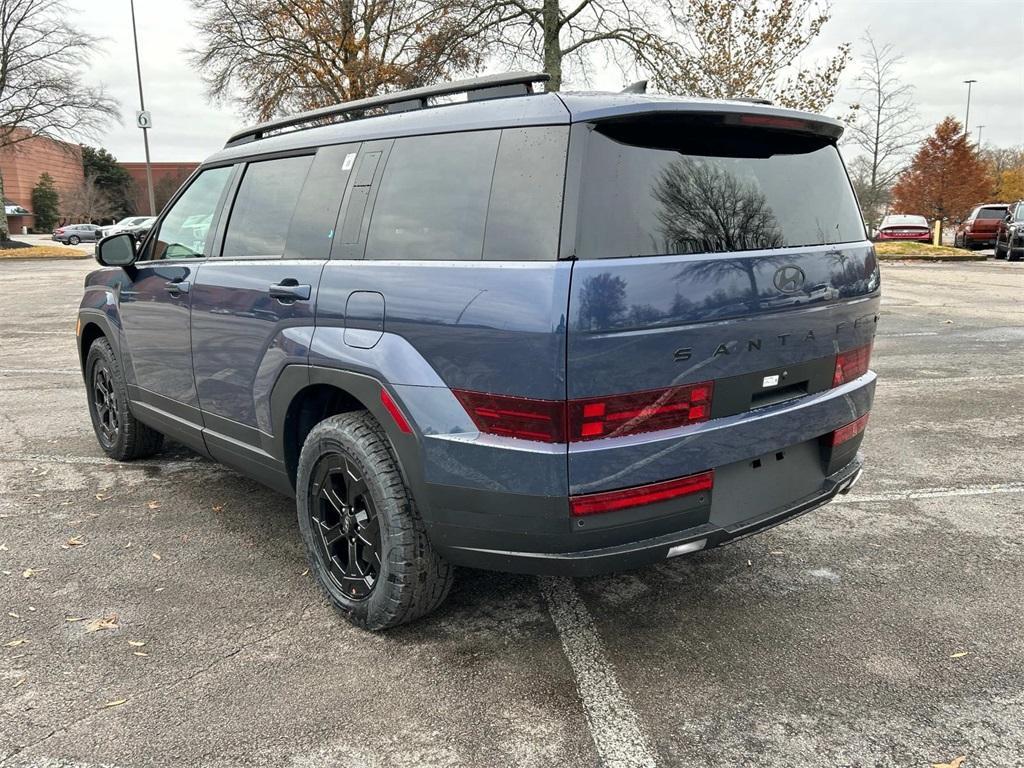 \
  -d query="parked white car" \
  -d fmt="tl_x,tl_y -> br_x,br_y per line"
101,216 -> 156,238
